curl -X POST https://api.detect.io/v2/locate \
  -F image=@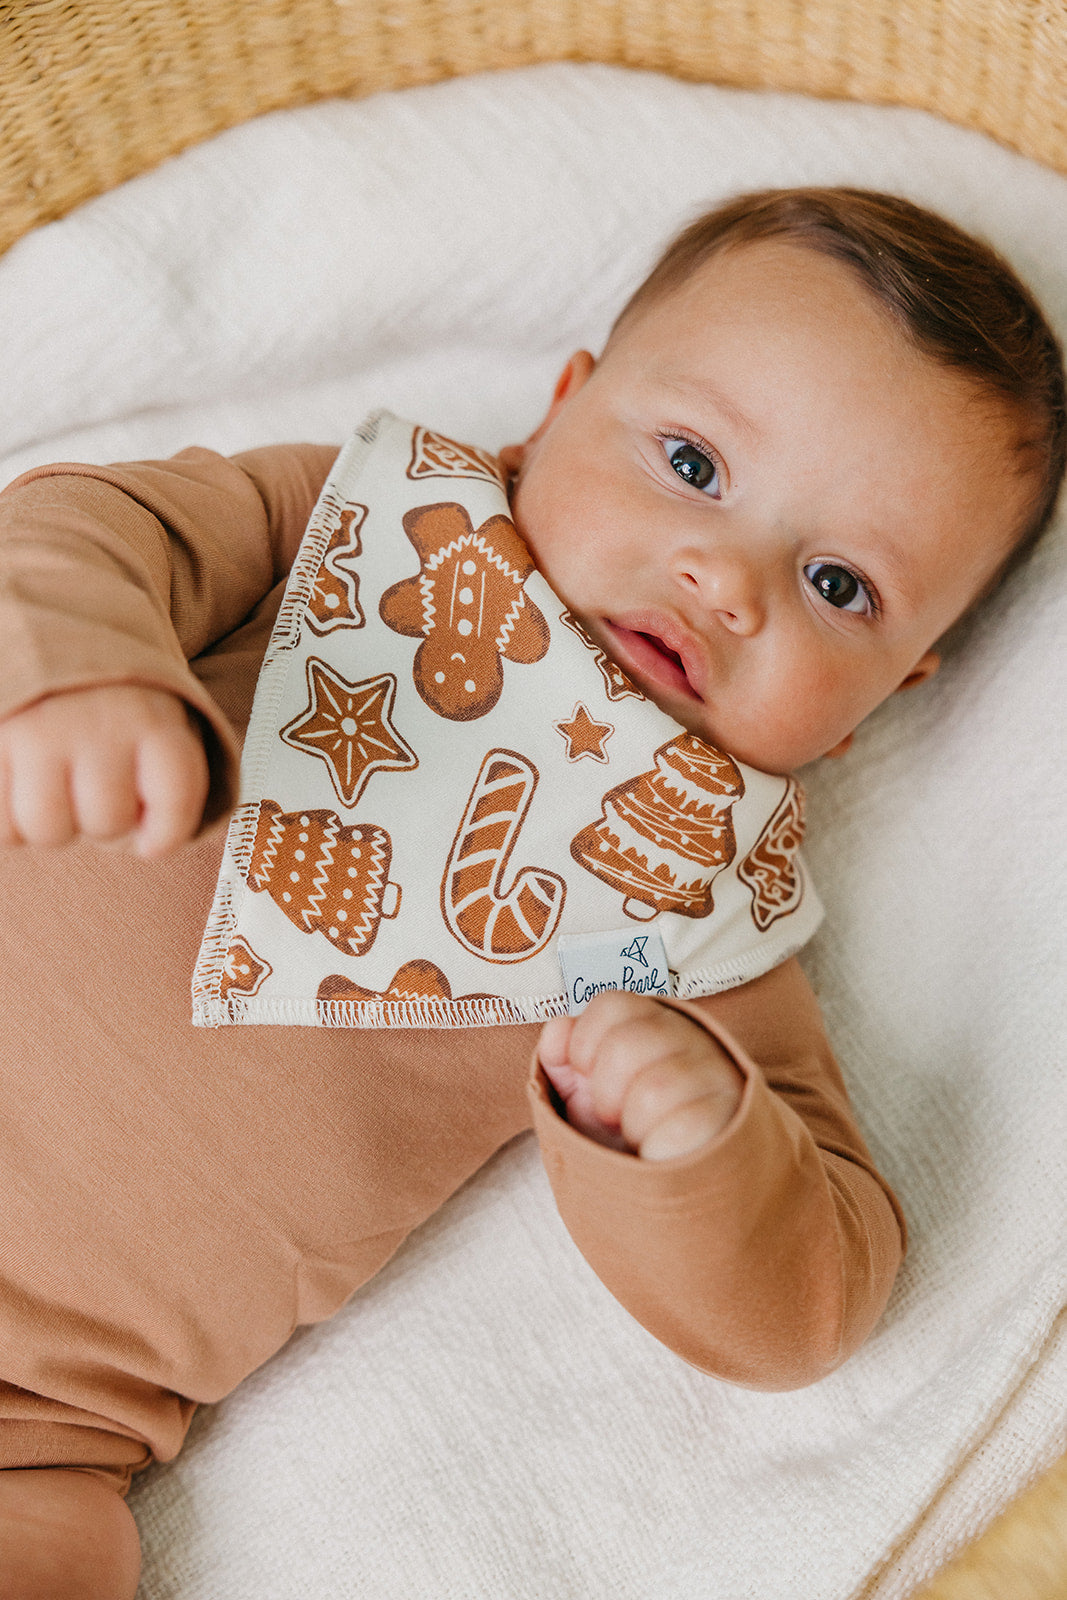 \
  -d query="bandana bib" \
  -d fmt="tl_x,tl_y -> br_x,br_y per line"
192,411 -> 823,1027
